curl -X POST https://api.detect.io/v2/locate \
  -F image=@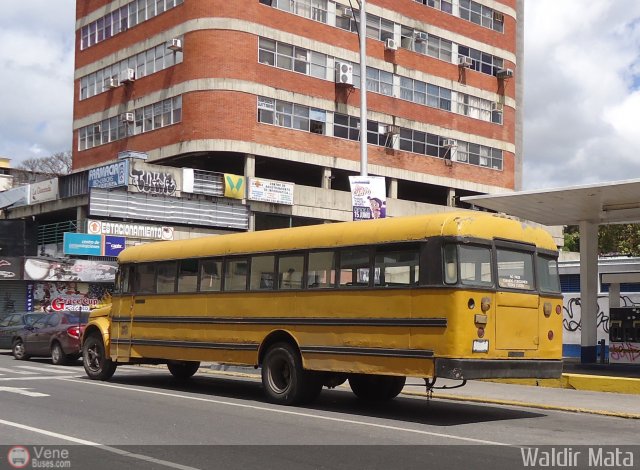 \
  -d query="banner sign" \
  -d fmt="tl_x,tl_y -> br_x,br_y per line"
0,257 -> 22,280
31,282 -> 112,313
224,174 -> 245,199
63,233 -> 103,256
104,236 -> 126,256
88,160 -> 129,189
248,178 -> 294,206
24,258 -> 117,283
29,178 -> 59,204
87,219 -> 174,241
348,176 -> 387,221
